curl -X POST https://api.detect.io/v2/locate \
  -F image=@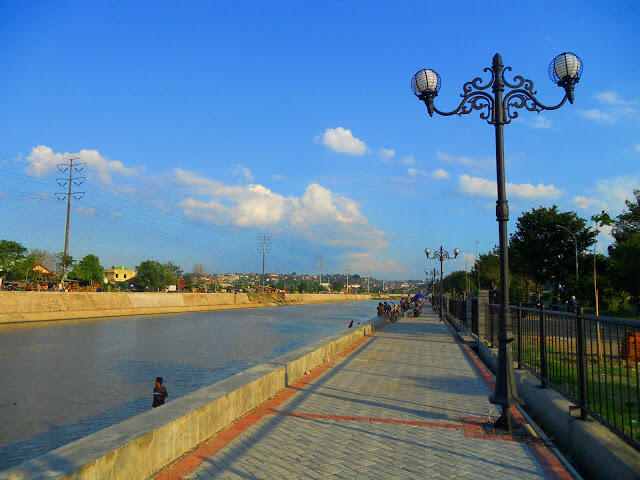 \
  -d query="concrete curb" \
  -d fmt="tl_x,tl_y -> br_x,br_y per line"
0,292 -> 375,325
446,314 -> 640,480
1,317 -> 386,480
